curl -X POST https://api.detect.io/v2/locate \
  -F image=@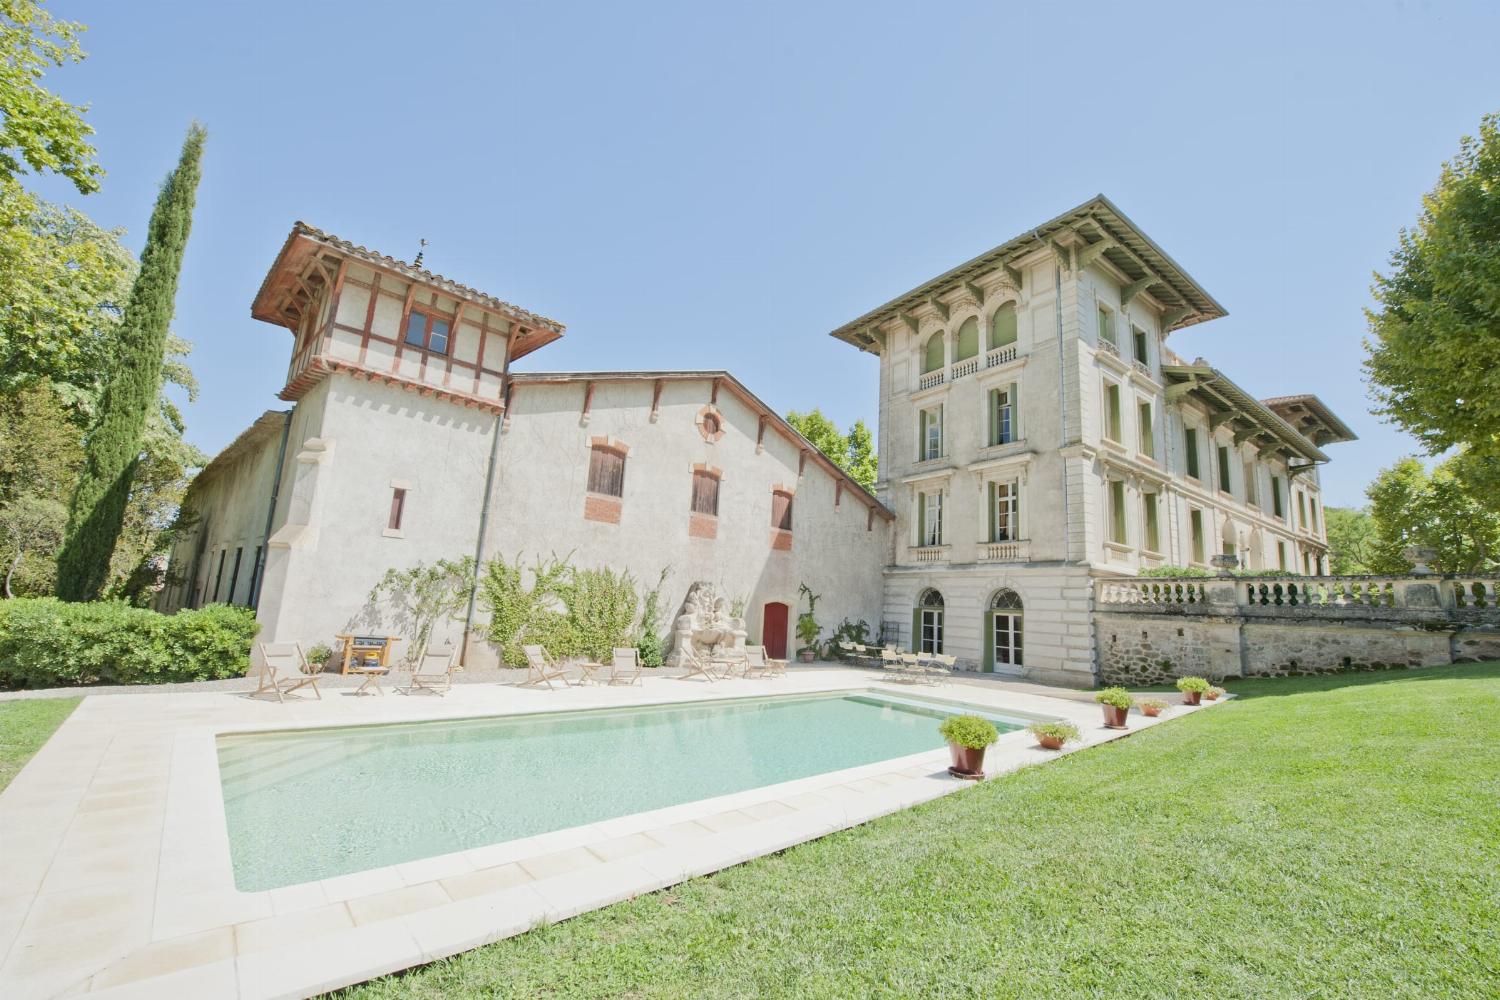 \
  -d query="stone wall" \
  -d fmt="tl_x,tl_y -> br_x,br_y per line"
1094,576 -> 1500,685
